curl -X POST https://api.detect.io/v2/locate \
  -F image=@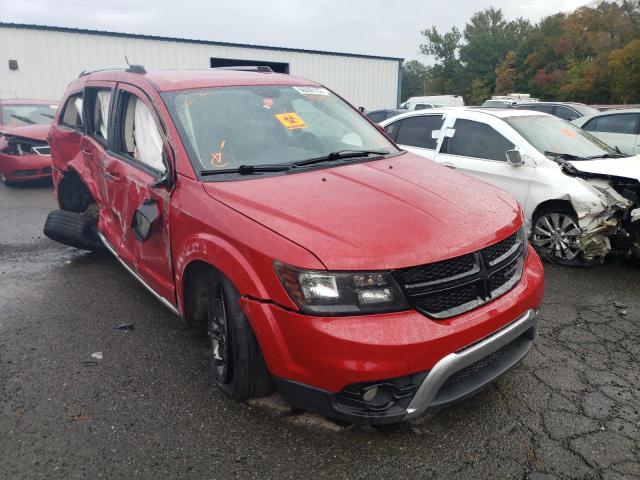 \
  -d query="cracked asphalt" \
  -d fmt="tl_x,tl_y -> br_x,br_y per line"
1,180 -> 639,480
